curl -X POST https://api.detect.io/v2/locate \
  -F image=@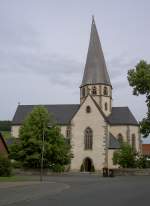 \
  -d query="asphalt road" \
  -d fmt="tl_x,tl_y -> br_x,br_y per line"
0,174 -> 150,206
